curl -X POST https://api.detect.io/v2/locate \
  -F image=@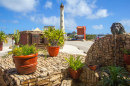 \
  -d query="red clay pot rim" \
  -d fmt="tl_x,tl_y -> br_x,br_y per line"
68,67 -> 83,71
124,54 -> 130,56
13,53 -> 38,59
47,46 -> 60,48
15,43 -> 19,45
